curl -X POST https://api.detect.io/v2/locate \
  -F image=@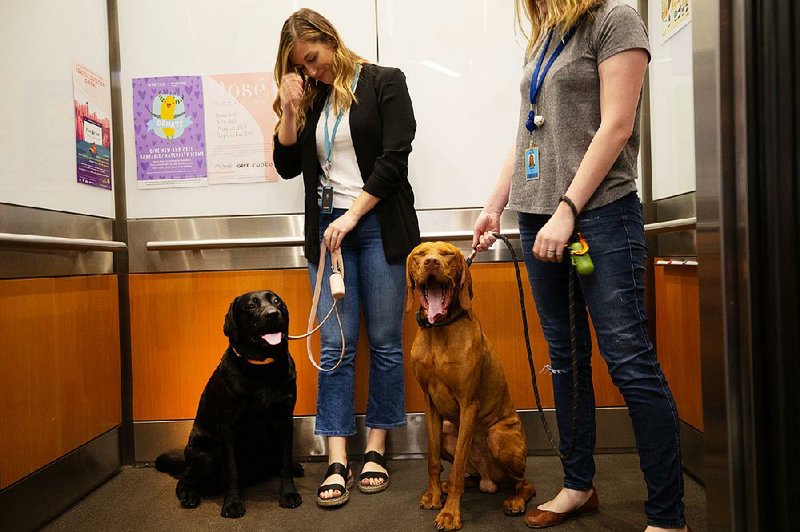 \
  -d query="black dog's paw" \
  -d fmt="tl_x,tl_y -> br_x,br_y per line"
221,497 -> 246,518
292,461 -> 305,477
176,481 -> 200,509
279,490 -> 303,509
